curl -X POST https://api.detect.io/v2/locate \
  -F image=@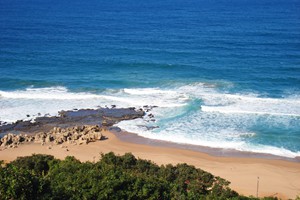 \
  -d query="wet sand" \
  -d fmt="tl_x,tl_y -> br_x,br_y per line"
0,129 -> 300,199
